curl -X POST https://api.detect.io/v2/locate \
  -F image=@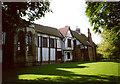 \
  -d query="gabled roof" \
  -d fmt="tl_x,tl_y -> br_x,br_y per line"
58,26 -> 70,37
71,31 -> 91,46
34,24 -> 62,38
